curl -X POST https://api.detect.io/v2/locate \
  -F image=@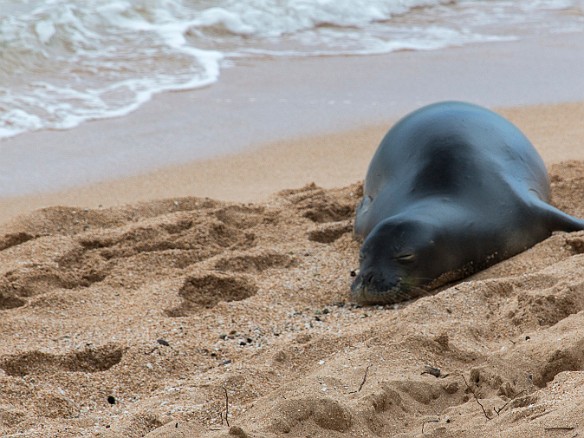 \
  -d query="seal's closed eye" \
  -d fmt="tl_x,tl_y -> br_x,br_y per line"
395,253 -> 416,264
